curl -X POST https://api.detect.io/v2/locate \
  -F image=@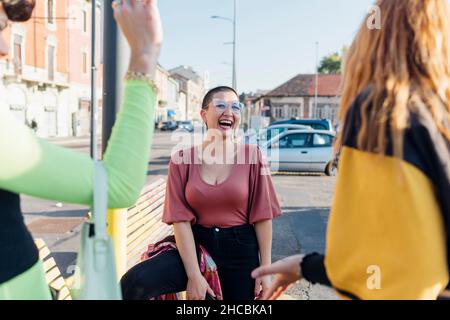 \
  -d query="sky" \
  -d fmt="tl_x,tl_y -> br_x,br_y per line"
157,0 -> 375,93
